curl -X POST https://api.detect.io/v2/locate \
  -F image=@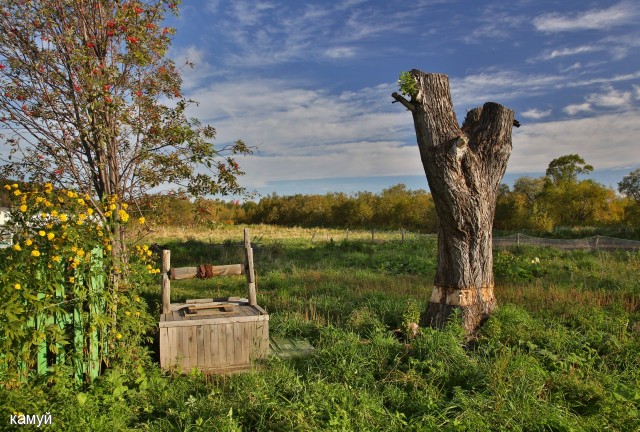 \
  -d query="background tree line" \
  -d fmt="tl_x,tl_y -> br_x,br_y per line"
4,155 -> 640,236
